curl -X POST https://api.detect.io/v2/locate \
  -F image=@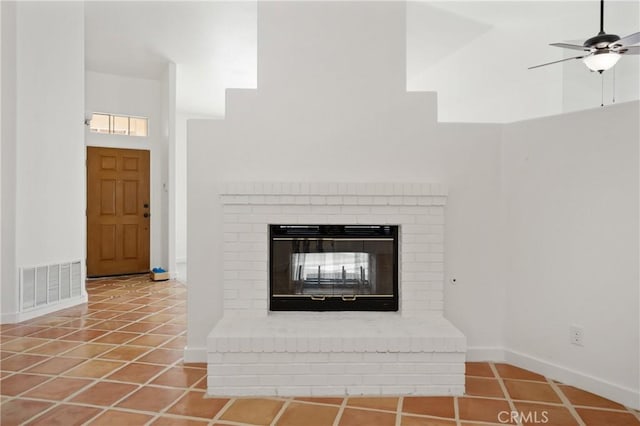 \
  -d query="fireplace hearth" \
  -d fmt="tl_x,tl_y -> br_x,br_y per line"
270,225 -> 398,311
